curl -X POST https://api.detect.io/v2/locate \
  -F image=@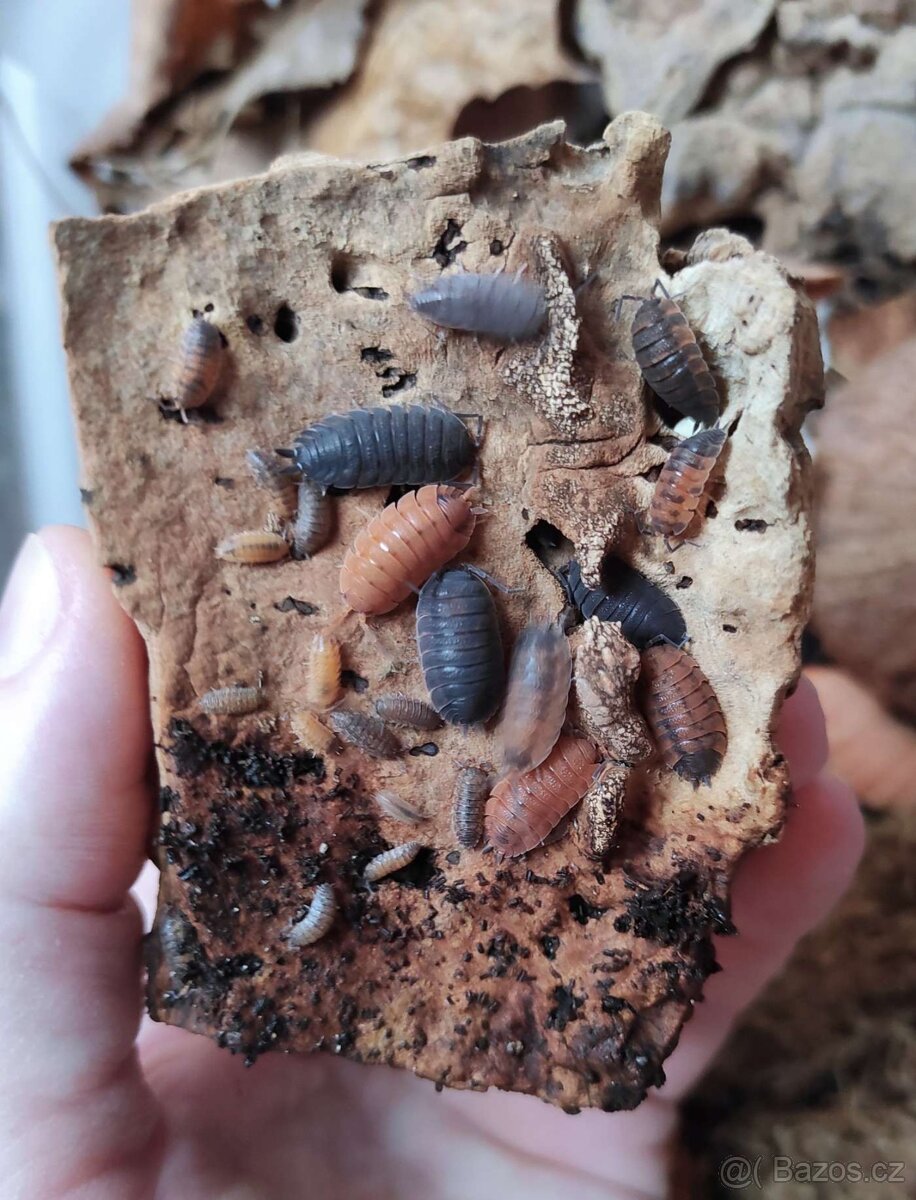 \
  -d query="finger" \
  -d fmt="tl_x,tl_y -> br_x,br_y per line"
0,528 -> 160,1188
776,674 -> 829,790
